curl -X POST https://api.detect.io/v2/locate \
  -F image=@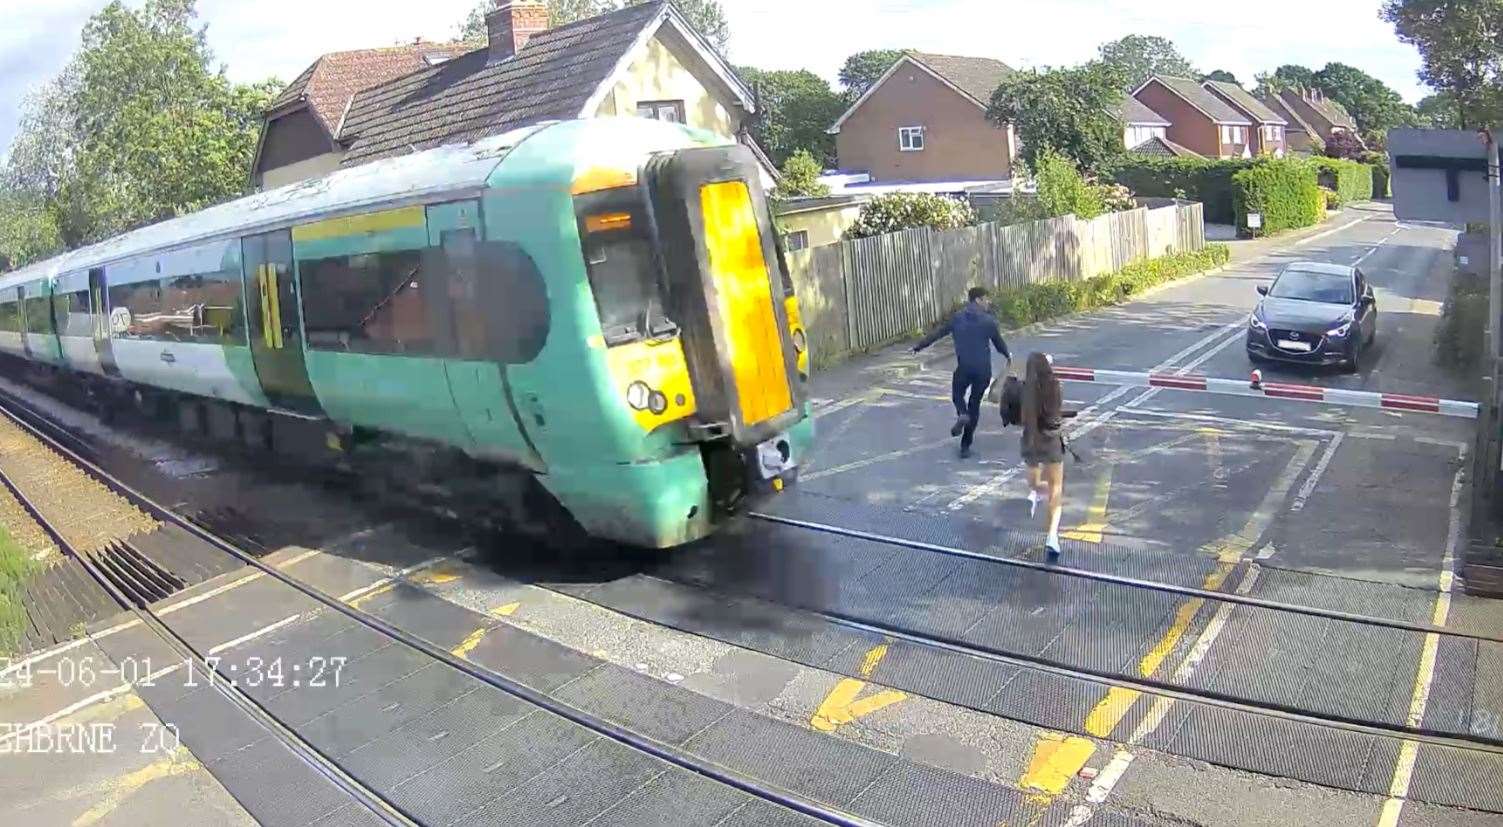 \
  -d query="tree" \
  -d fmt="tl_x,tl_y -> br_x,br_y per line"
1254,64 -> 1317,97
3,0 -> 278,248
1202,69 -> 1240,85
1097,35 -> 1196,90
1416,92 -> 1461,127
1311,62 -> 1418,147
0,189 -> 62,271
1383,0 -> 1503,128
839,49 -> 908,99
989,61 -> 1128,174
844,193 -> 976,240
628,0 -> 728,52
739,67 -> 844,167
1322,130 -> 1367,160
773,150 -> 829,200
